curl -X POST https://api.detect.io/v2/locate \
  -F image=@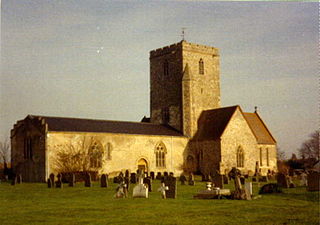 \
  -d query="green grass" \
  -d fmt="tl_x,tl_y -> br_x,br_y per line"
0,177 -> 318,225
